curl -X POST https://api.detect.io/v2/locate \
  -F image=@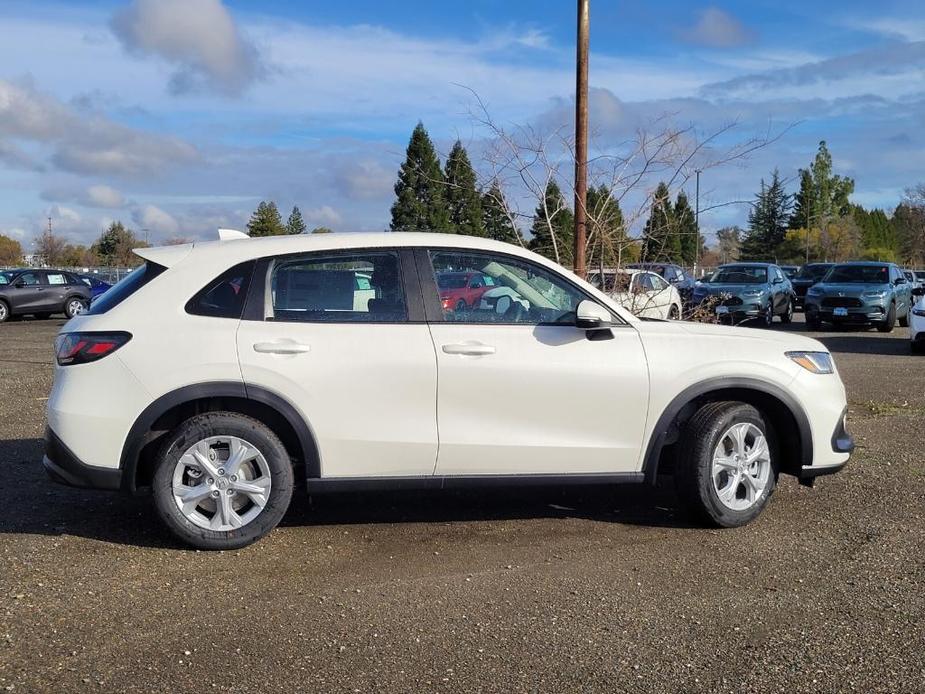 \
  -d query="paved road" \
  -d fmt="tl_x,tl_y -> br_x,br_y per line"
1,317 -> 923,693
